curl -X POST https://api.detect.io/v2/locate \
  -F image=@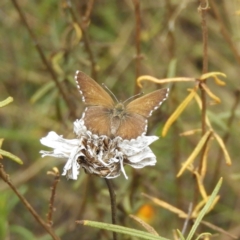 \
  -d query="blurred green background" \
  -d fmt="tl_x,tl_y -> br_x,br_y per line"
0,0 -> 240,239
